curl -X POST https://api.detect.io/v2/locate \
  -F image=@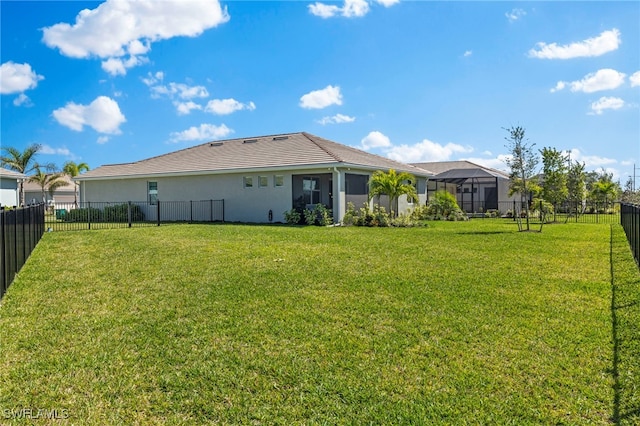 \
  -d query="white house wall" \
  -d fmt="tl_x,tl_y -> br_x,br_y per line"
79,167 -> 430,223
81,171 -> 294,223
0,178 -> 19,207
